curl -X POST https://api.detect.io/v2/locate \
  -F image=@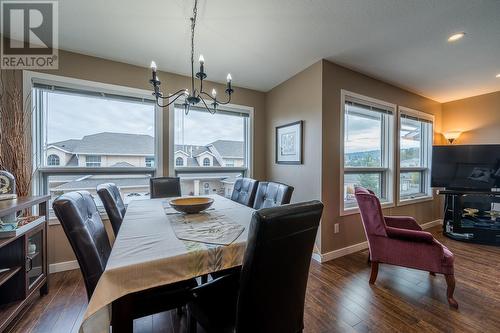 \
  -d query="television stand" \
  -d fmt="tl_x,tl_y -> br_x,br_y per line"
438,189 -> 500,246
